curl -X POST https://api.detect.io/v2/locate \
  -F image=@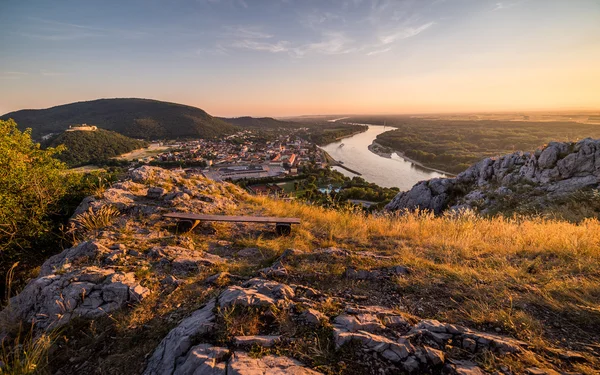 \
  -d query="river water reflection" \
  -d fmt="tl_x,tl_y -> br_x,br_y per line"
320,125 -> 447,190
